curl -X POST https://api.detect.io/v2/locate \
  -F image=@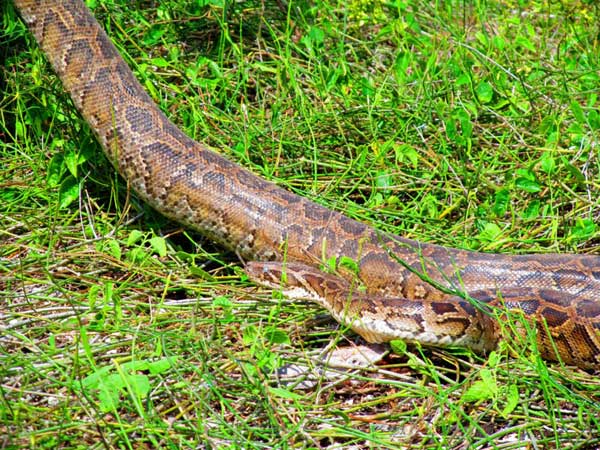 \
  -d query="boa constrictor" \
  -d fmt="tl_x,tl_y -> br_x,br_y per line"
14,0 -> 600,368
